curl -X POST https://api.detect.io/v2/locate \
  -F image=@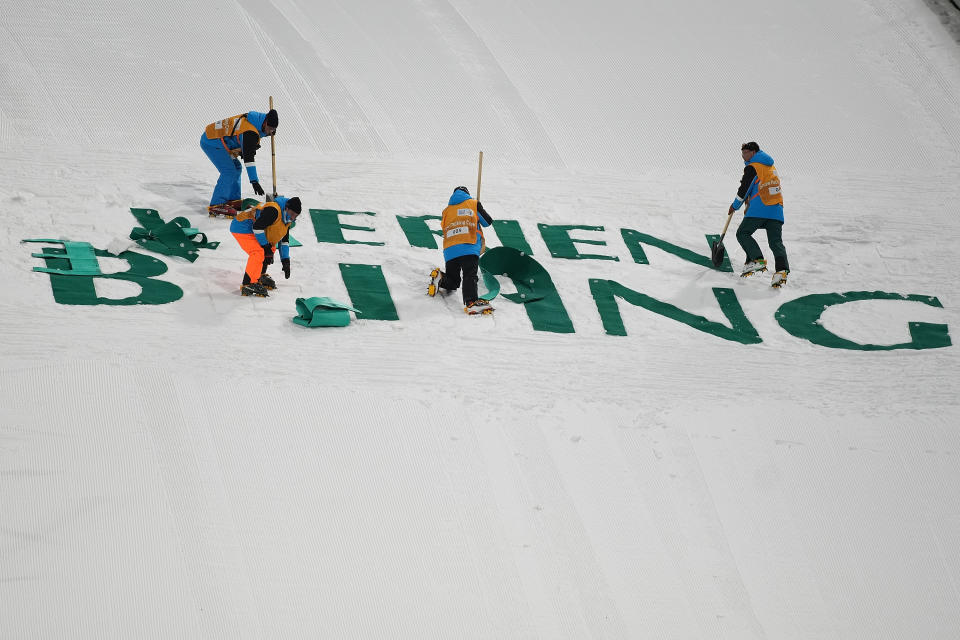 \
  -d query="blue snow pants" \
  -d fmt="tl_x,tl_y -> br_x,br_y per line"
200,134 -> 242,206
